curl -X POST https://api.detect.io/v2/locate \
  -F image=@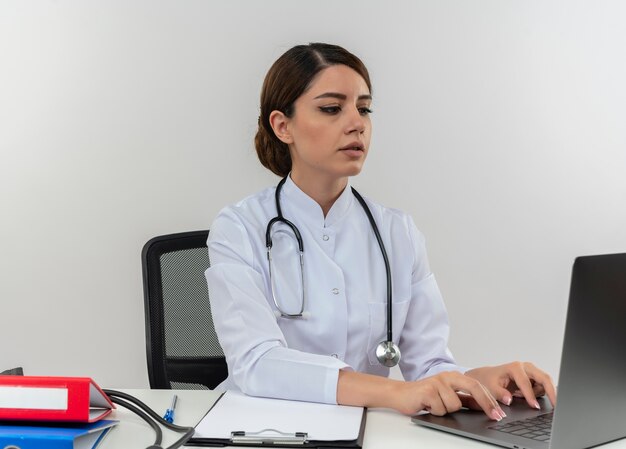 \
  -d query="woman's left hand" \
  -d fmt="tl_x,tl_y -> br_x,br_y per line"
465,362 -> 557,410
